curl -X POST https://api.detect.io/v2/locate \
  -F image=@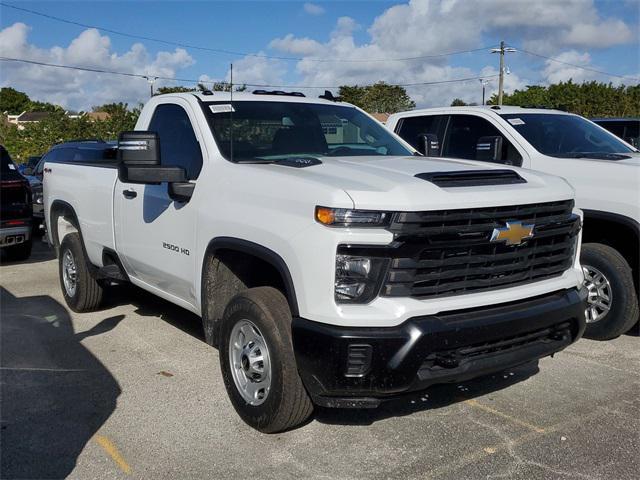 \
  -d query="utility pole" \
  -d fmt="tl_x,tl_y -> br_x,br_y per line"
491,41 -> 516,105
